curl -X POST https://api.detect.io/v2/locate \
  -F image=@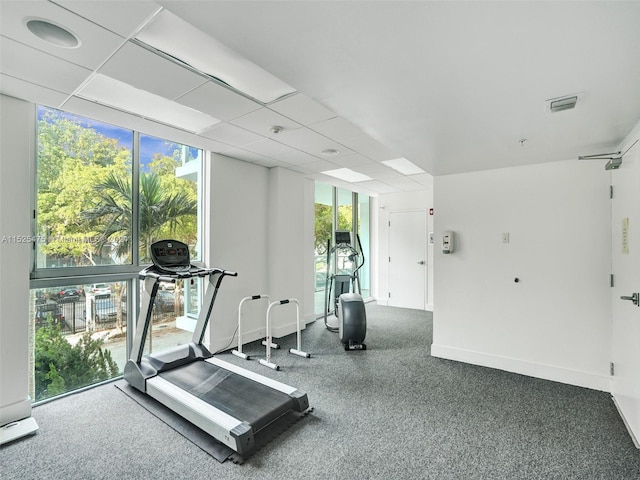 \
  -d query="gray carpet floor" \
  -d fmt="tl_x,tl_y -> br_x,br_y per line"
2,304 -> 640,479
